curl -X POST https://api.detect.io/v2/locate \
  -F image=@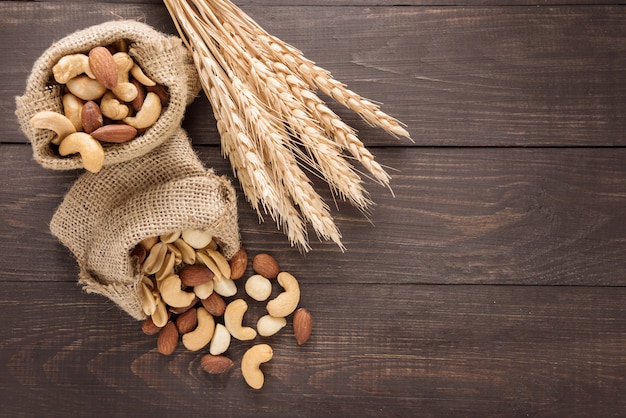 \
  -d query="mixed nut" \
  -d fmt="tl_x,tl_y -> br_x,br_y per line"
29,41 -> 170,173
132,230 -> 312,390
